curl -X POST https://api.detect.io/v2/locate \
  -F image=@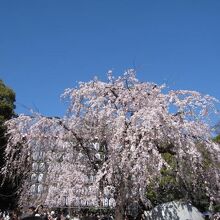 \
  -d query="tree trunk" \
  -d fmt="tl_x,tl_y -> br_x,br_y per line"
115,197 -> 126,220
115,182 -> 127,220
